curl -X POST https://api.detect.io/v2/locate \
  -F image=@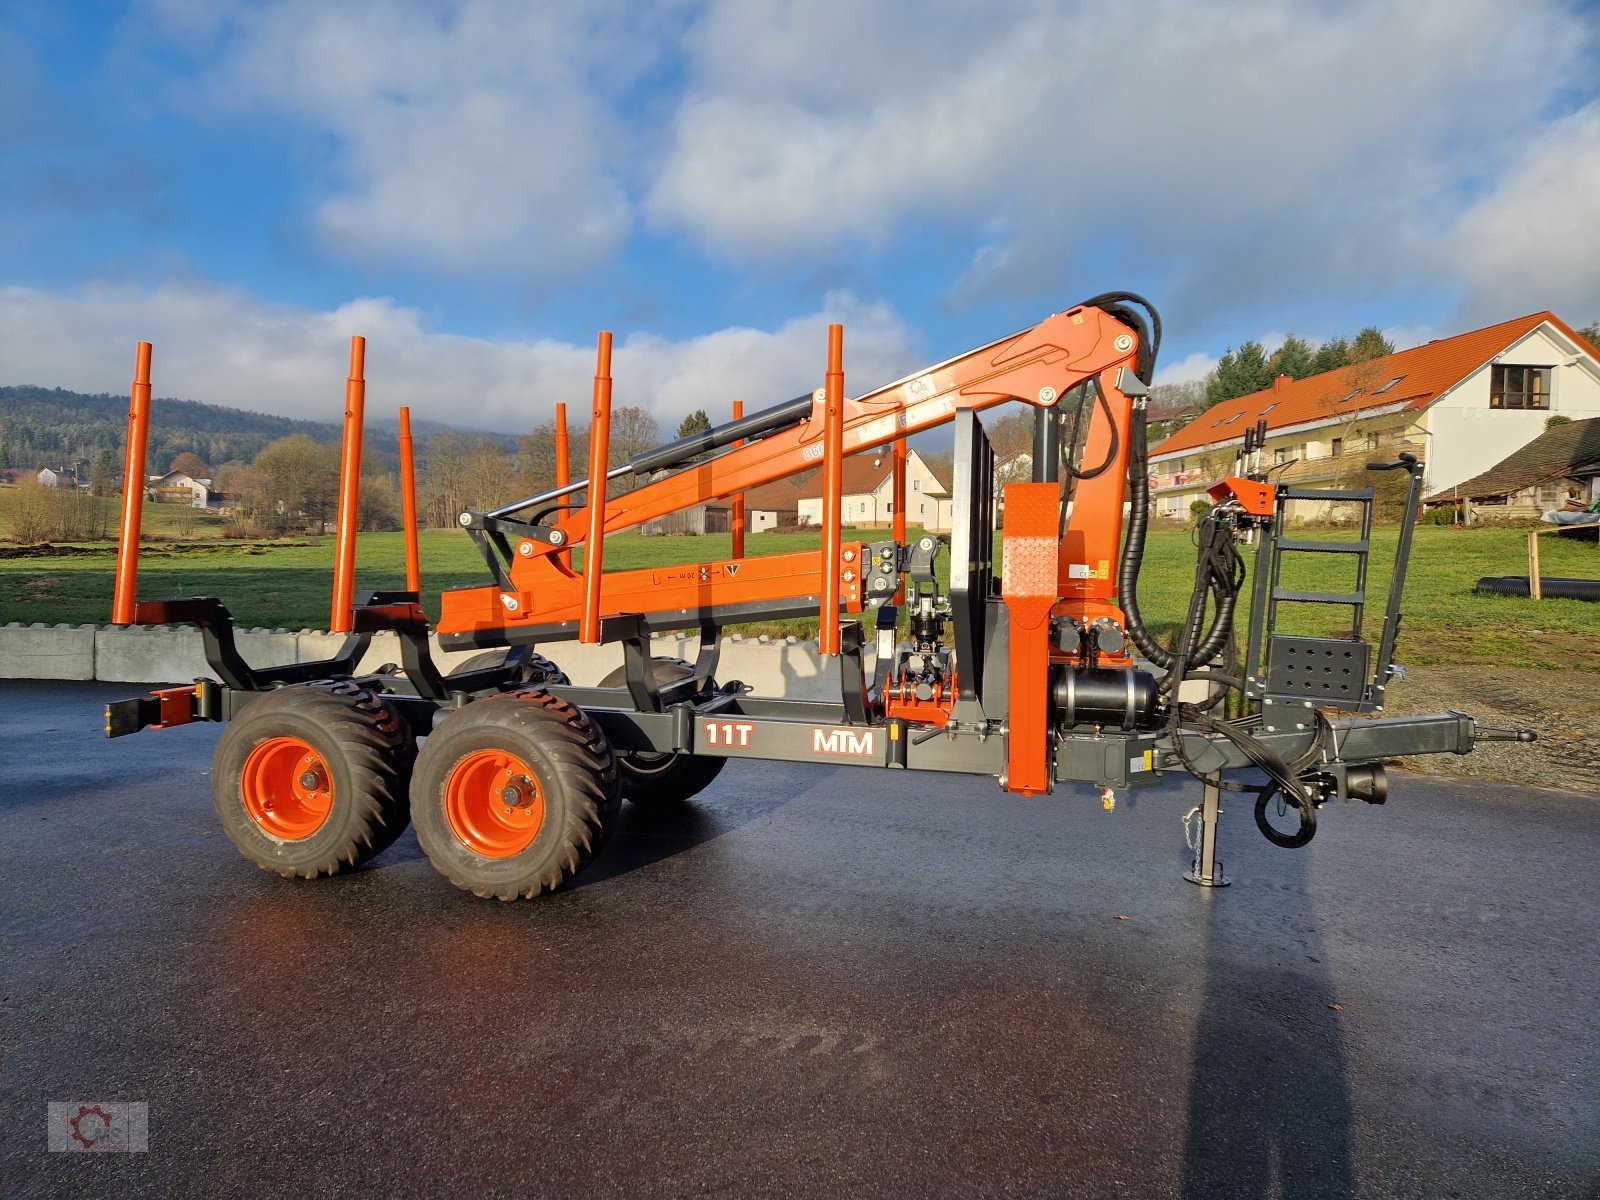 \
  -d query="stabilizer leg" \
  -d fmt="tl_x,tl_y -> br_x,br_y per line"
1184,774 -> 1231,888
